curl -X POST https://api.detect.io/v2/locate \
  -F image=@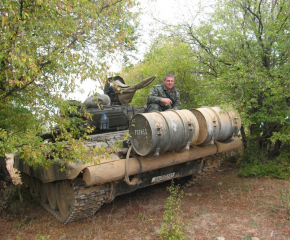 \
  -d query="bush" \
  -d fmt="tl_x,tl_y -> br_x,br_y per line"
238,143 -> 290,179
238,158 -> 290,179
0,182 -> 15,213
159,180 -> 186,240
